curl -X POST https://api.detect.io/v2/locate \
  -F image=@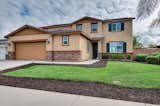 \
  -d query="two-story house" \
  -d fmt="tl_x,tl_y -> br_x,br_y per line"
5,16 -> 134,61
